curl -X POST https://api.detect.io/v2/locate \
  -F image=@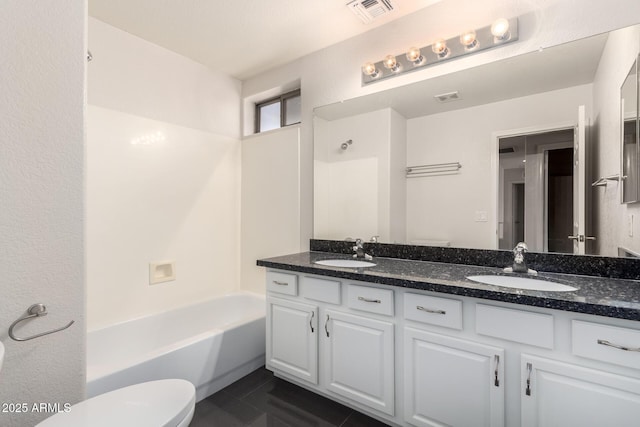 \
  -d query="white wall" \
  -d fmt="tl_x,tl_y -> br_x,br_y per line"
406,85 -> 592,249
592,25 -> 640,256
87,19 -> 242,328
241,127 -> 301,294
242,0 -> 640,247
0,1 -> 86,426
